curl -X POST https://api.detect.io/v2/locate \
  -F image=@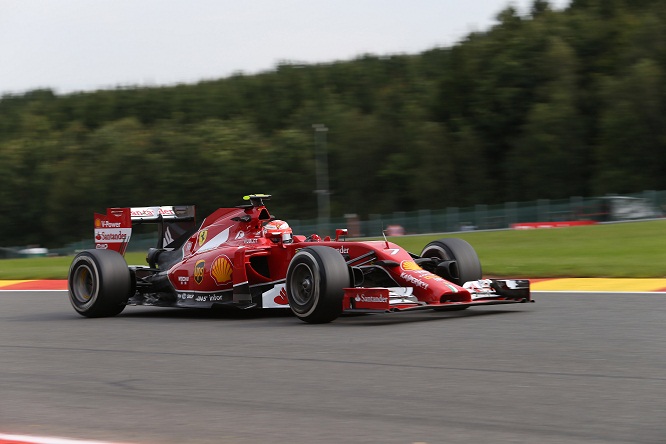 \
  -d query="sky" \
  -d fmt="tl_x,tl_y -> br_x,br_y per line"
1,0 -> 570,95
